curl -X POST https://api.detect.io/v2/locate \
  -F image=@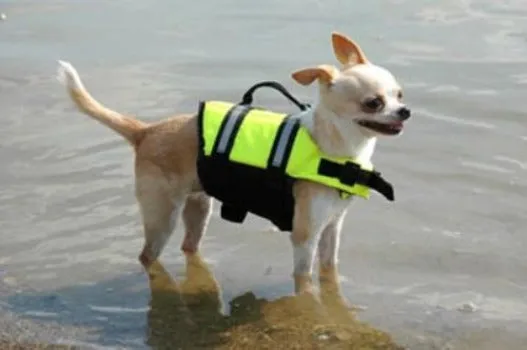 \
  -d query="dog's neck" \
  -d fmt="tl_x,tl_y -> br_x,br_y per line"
298,104 -> 377,162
